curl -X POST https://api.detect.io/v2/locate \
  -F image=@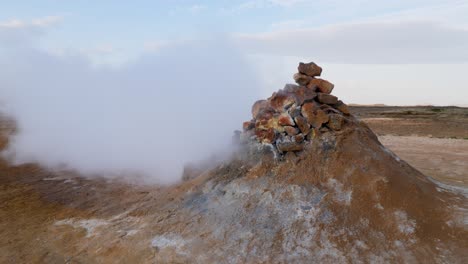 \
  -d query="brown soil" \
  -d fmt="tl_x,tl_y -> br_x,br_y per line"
350,105 -> 468,139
